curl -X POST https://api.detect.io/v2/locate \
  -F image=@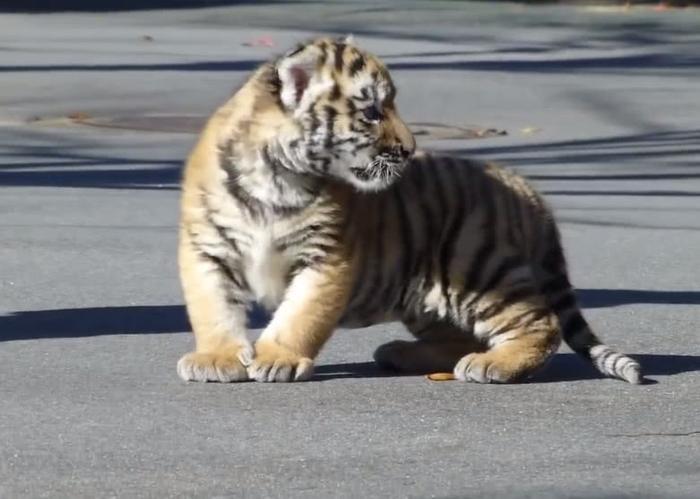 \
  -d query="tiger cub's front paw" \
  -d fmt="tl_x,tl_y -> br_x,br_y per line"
177,343 -> 253,383
249,340 -> 314,382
